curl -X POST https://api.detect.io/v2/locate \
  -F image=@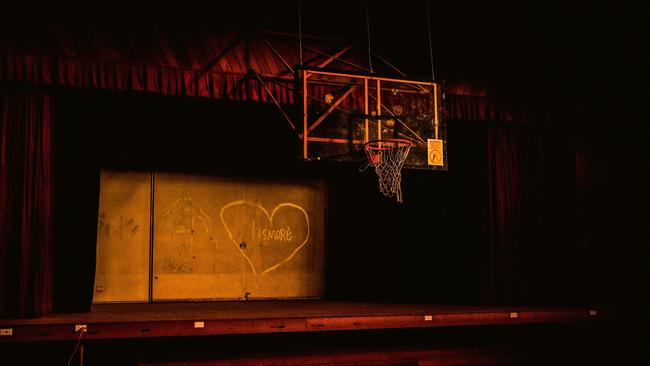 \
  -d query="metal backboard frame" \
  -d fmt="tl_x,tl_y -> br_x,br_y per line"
299,67 -> 447,170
